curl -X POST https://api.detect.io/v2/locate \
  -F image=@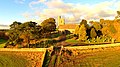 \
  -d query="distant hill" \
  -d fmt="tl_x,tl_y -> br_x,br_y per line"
0,25 -> 10,29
